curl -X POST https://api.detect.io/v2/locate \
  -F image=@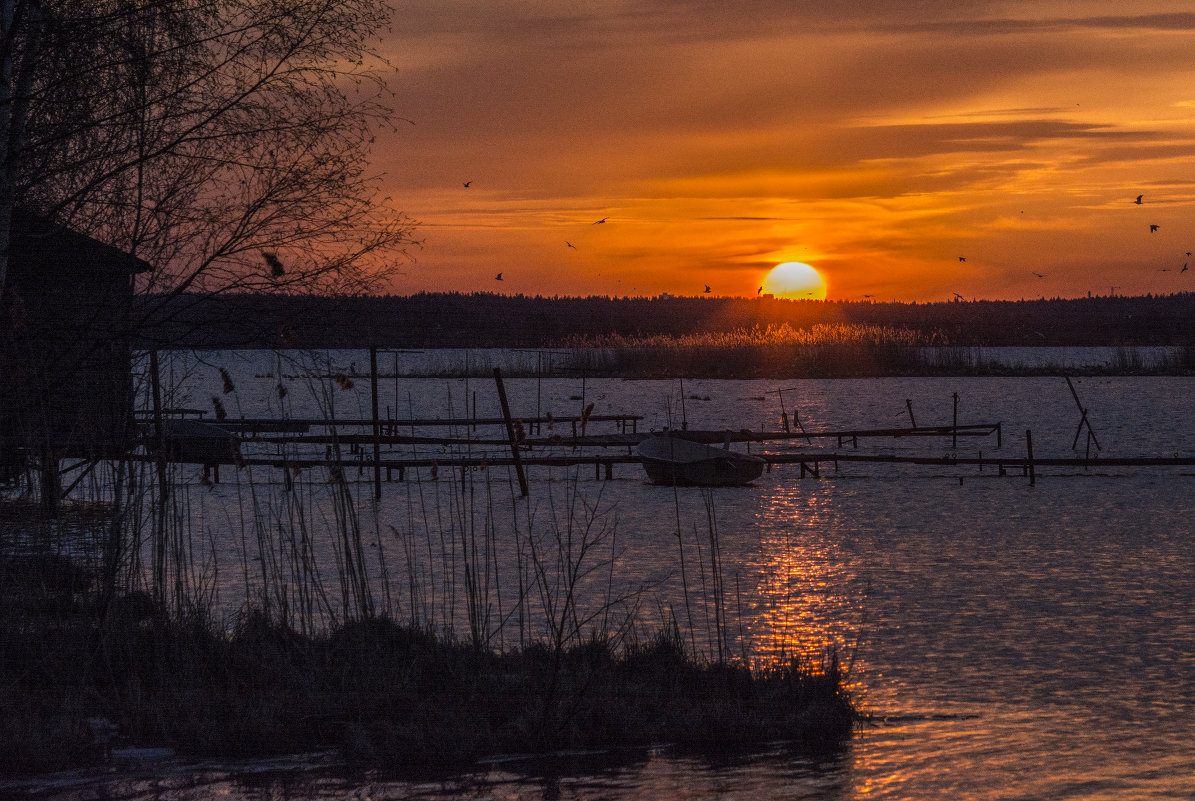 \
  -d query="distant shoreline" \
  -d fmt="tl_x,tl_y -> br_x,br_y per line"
135,291 -> 1195,352
142,341 -> 1195,380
